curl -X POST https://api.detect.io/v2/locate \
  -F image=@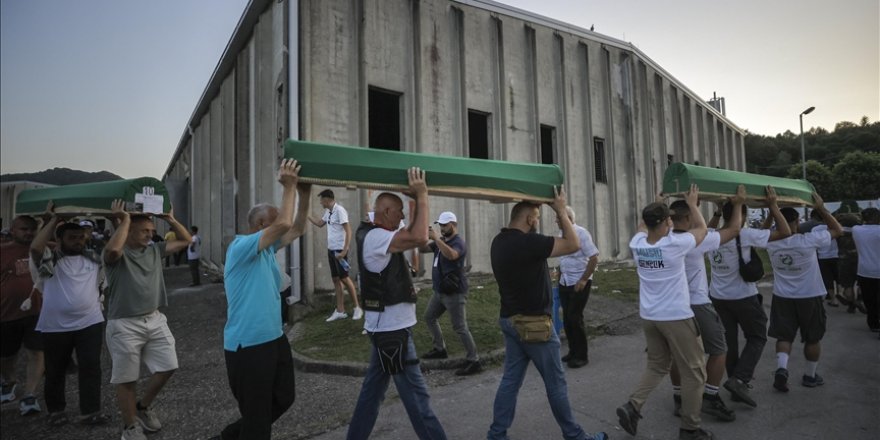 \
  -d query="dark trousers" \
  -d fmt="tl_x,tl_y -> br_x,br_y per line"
711,294 -> 767,383
189,259 -> 201,285
166,251 -> 184,267
558,281 -> 592,361
222,336 -> 296,440
858,276 -> 880,330
43,322 -> 104,415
